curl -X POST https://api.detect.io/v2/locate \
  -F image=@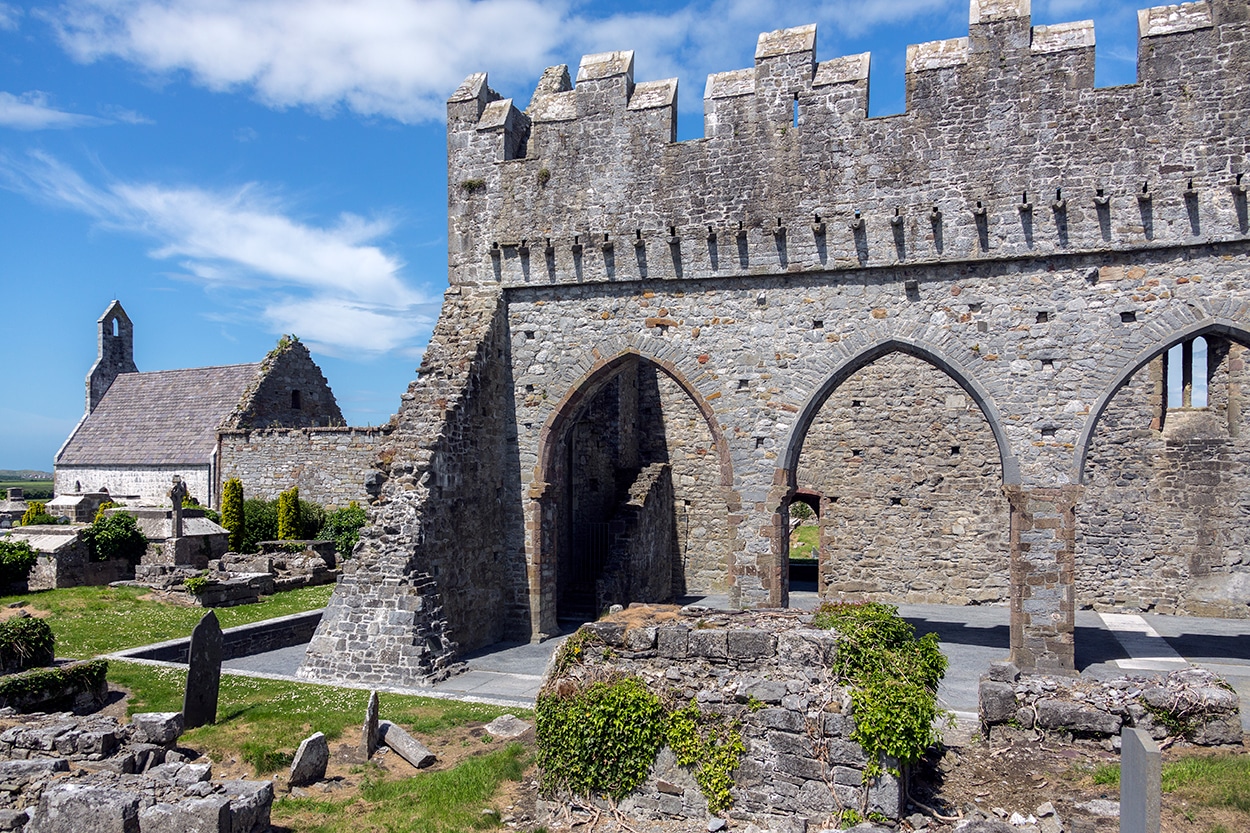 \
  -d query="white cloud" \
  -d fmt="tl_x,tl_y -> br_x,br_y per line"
0,91 -> 106,130
46,0 -> 968,123
0,3 -> 20,30
0,151 -> 436,355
